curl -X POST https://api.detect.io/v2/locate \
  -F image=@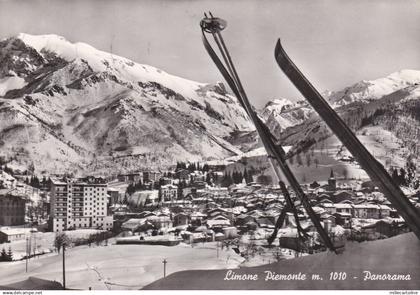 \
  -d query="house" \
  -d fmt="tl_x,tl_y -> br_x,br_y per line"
320,213 -> 336,227
334,212 -> 352,228
173,213 -> 190,226
334,204 -> 352,215
121,218 -> 147,232
160,184 -> 178,202
207,208 -> 232,219
143,171 -> 161,183
0,228 -> 37,243
255,217 -> 274,229
231,206 -> 247,215
332,191 -> 354,203
371,192 -> 386,202
190,171 -> 205,183
147,215 -> 172,229
117,173 -> 142,183
137,211 -> 156,219
318,193 -> 333,202
353,204 -> 380,219
378,205 -> 391,218
206,215 -> 231,228
190,212 -> 206,226
234,214 -> 255,226
320,203 -> 336,215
